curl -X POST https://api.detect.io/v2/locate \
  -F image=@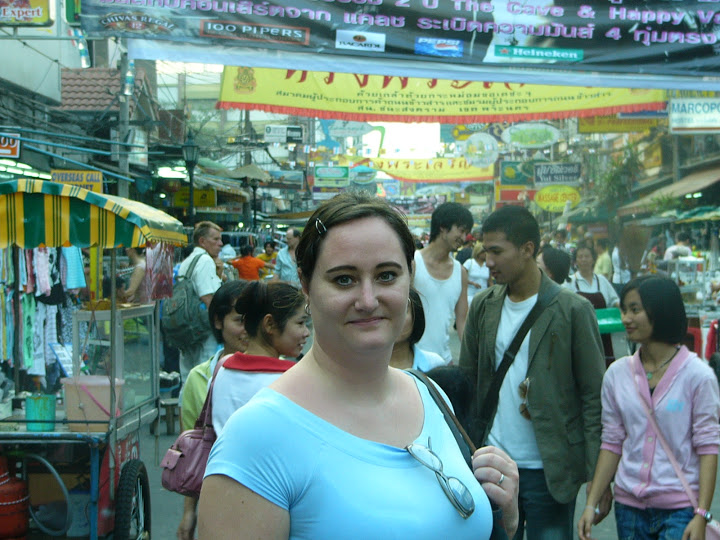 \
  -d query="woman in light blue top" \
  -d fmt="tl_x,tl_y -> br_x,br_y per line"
199,191 -> 519,539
